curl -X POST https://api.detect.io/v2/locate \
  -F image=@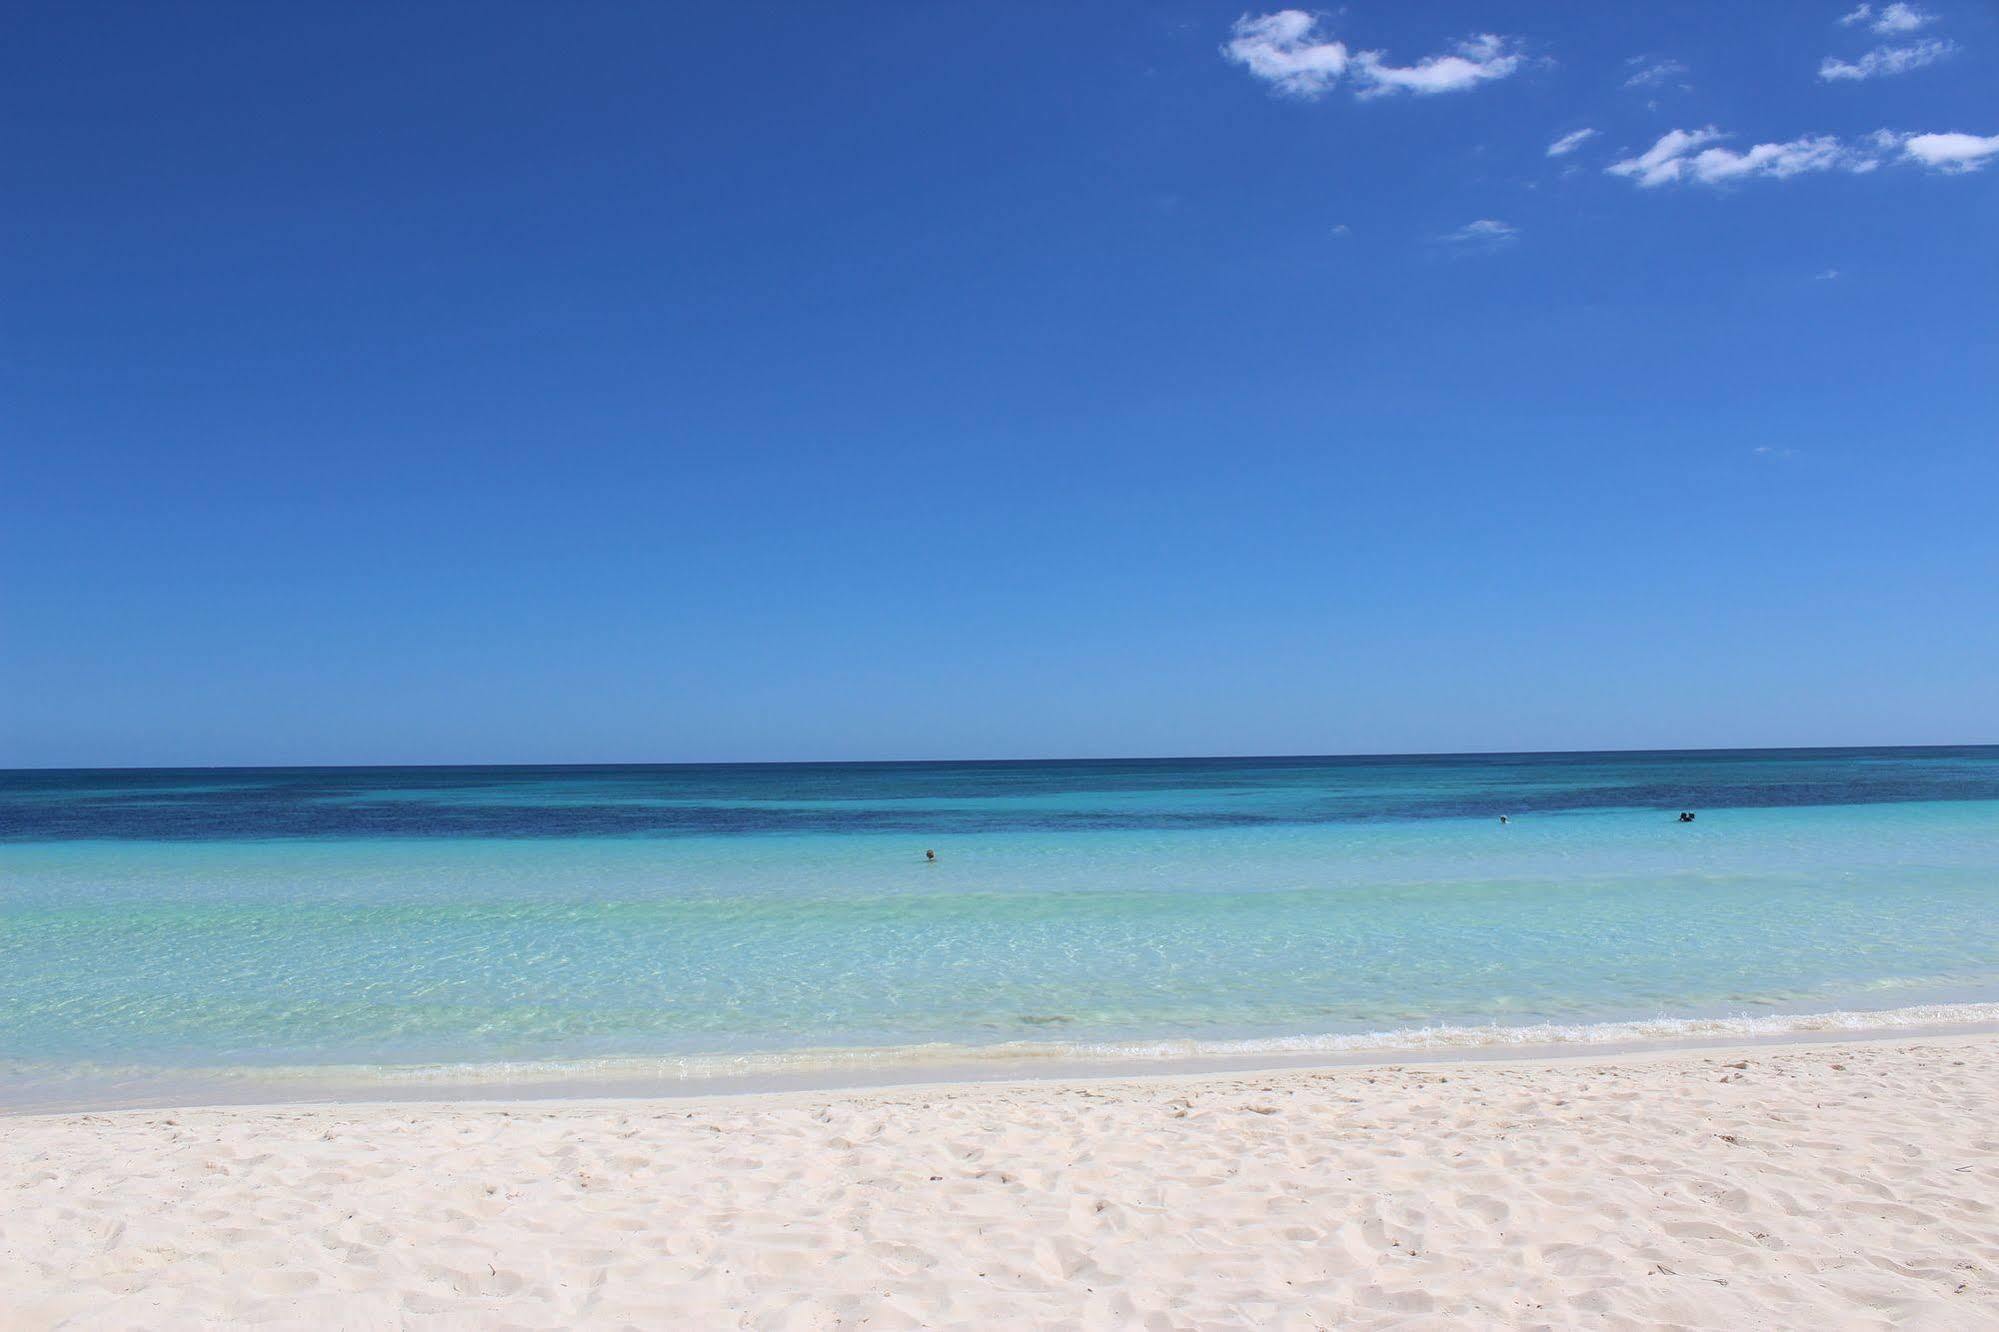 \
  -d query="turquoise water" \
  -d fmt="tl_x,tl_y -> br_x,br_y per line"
2,750 -> 1997,1105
